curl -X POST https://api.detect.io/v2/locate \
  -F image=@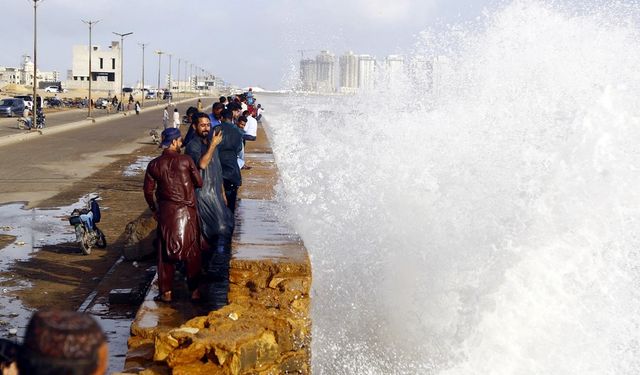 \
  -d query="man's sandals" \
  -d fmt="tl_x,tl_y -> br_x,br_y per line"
153,291 -> 172,303
153,290 -> 201,303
